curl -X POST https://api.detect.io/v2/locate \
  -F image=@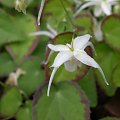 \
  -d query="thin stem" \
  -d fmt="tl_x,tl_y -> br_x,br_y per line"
59,0 -> 74,27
